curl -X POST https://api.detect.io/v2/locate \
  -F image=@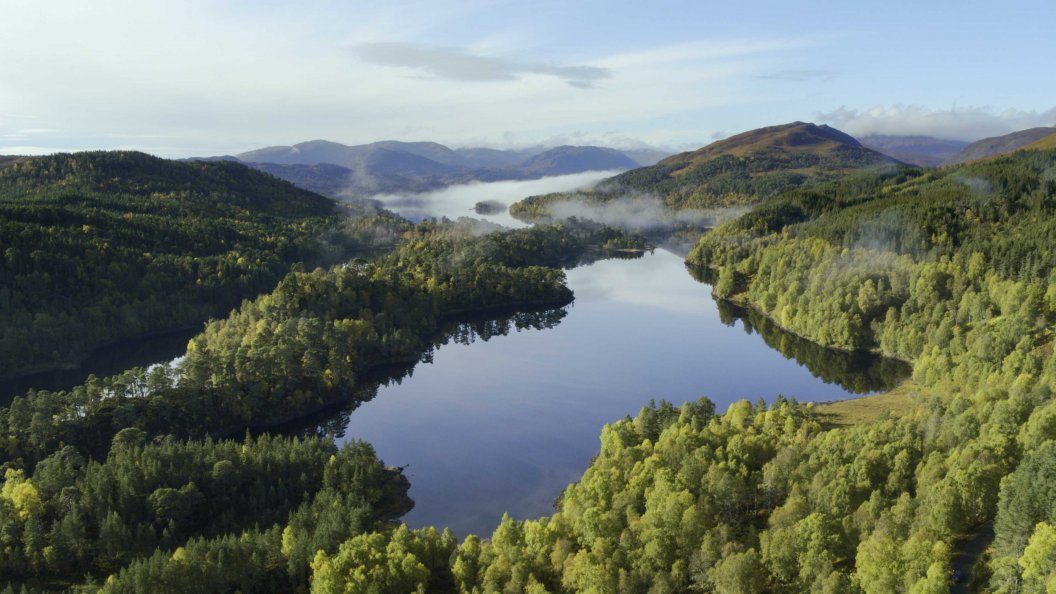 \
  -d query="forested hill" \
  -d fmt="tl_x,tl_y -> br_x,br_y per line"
0,220 -> 646,591
509,122 -> 903,222
0,151 -> 336,217
670,145 -> 1056,591
242,139 -> 1056,594
0,151 -> 398,380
